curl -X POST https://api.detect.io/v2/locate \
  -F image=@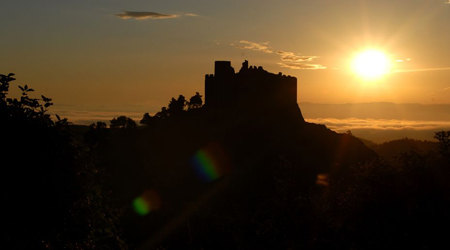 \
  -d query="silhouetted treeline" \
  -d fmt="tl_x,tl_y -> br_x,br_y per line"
1,74 -> 128,249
